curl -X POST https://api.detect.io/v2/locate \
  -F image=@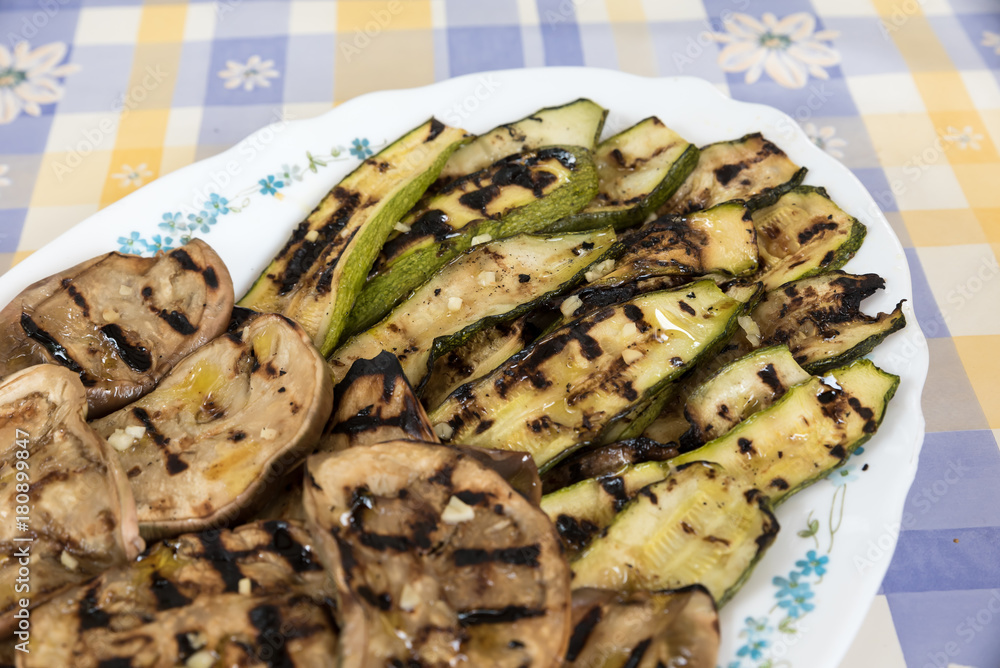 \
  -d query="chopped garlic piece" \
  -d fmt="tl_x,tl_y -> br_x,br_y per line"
622,349 -> 643,364
448,297 -> 463,311
470,234 -> 492,246
434,422 -> 453,440
107,429 -> 134,452
560,295 -> 583,318
477,271 -> 496,286
186,632 -> 207,651
393,222 -> 411,234
60,551 -> 78,571
304,229 -> 319,242
584,259 -> 616,283
621,322 -> 637,339
238,577 -> 252,595
738,315 -> 762,347
125,425 -> 146,439
398,582 -> 420,611
119,284 -> 133,296
441,495 -> 476,524
102,309 -> 120,323
259,427 -> 278,440
186,650 -> 216,668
